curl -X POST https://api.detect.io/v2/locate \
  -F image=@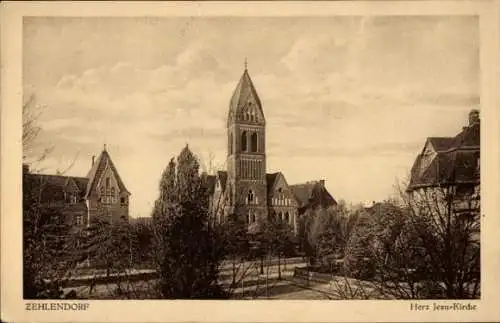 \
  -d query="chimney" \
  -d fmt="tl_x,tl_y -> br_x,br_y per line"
468,109 -> 480,126
23,163 -> 29,174
92,155 -> 95,166
319,179 -> 325,187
